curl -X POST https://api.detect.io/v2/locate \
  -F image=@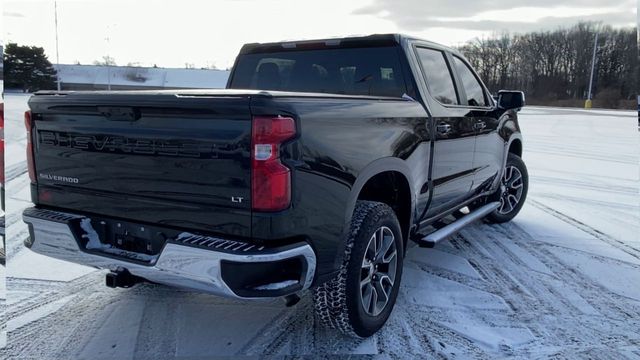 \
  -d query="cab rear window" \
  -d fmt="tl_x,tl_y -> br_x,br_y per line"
229,46 -> 408,98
